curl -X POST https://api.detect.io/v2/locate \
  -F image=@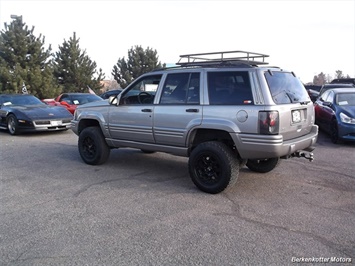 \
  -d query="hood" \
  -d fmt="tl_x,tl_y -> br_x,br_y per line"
76,99 -> 110,109
12,104 -> 72,119
337,105 -> 355,118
